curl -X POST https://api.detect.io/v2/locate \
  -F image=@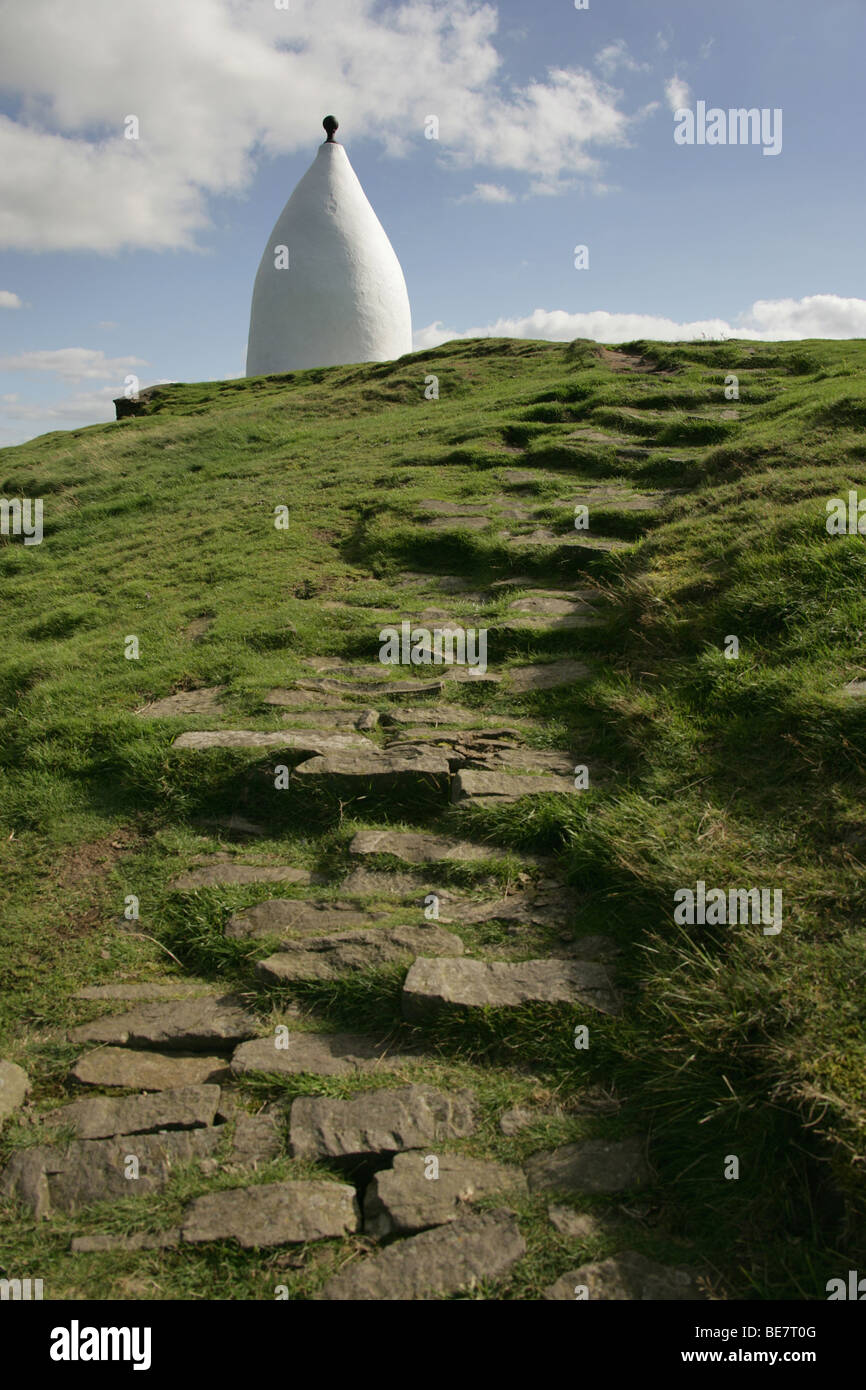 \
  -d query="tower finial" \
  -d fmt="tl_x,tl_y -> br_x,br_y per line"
323,115 -> 338,143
